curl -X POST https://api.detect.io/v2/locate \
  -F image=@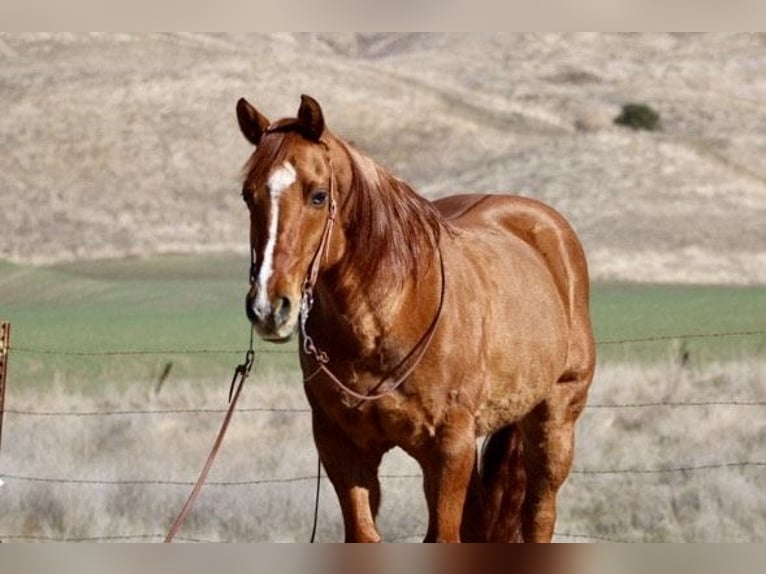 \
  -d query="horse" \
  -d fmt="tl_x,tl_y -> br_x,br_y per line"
236,94 -> 595,543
